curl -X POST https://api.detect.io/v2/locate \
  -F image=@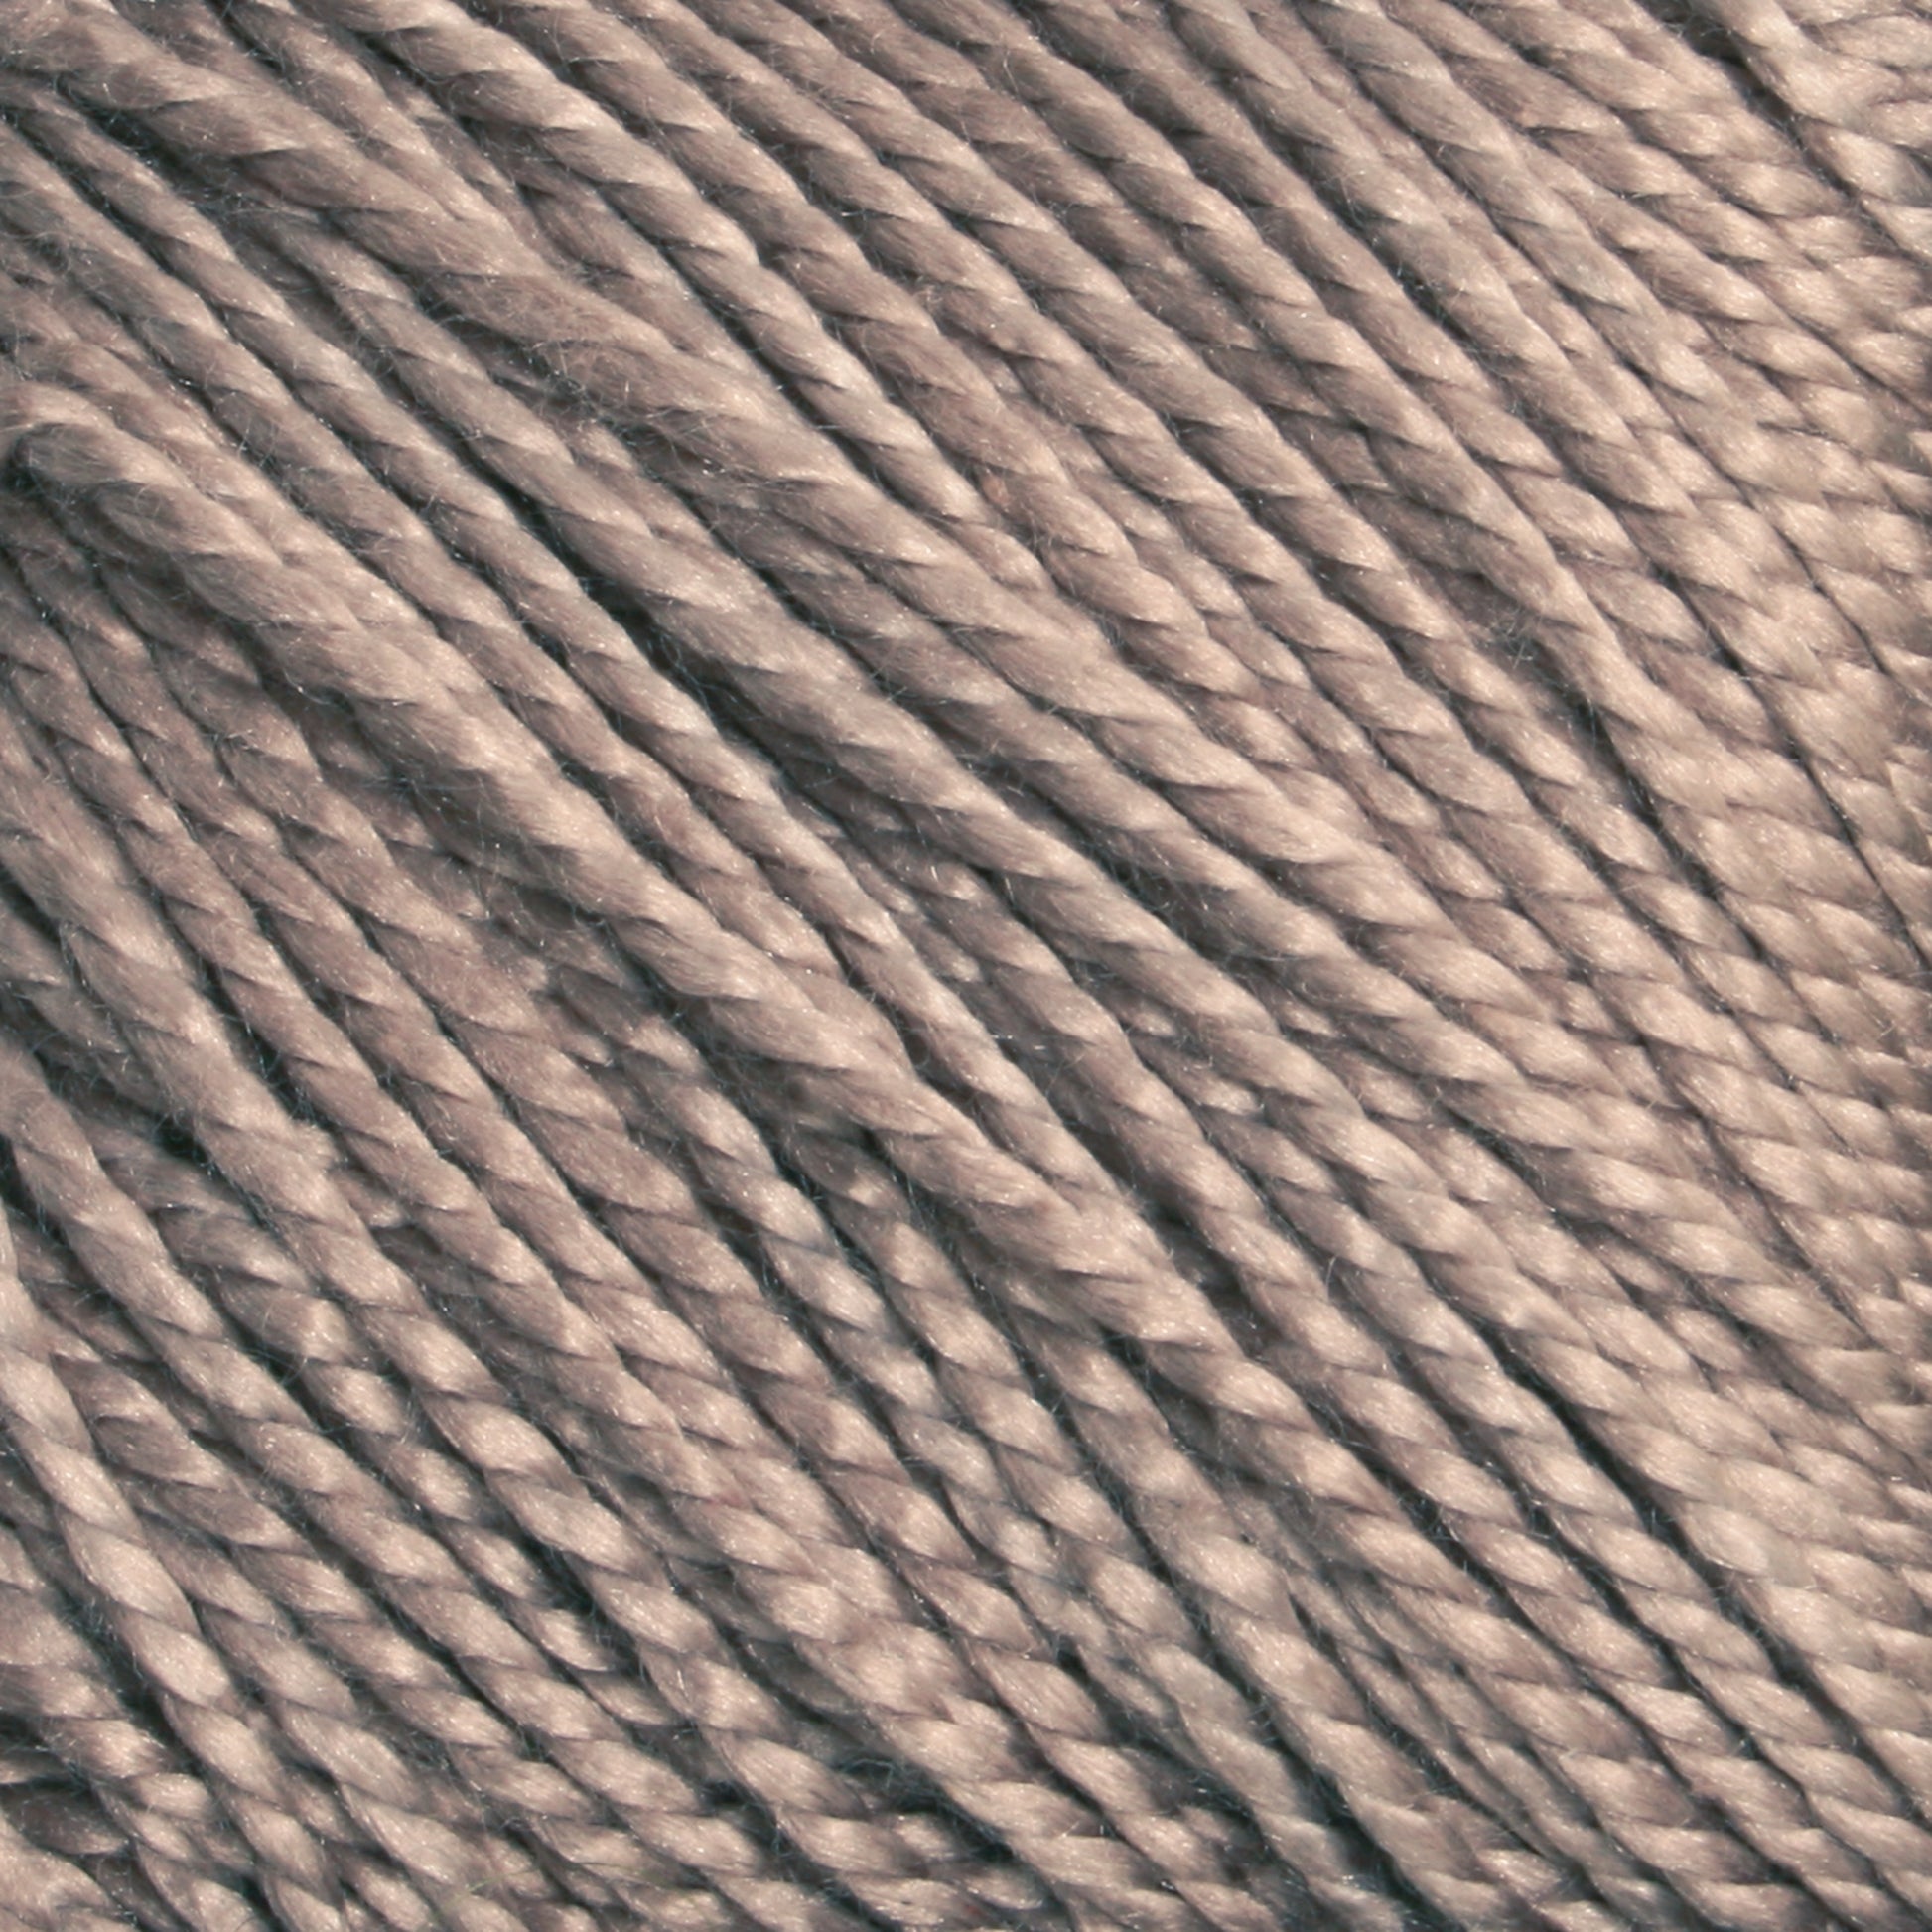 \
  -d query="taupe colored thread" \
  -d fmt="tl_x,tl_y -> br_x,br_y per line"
0,0 -> 1931,1926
